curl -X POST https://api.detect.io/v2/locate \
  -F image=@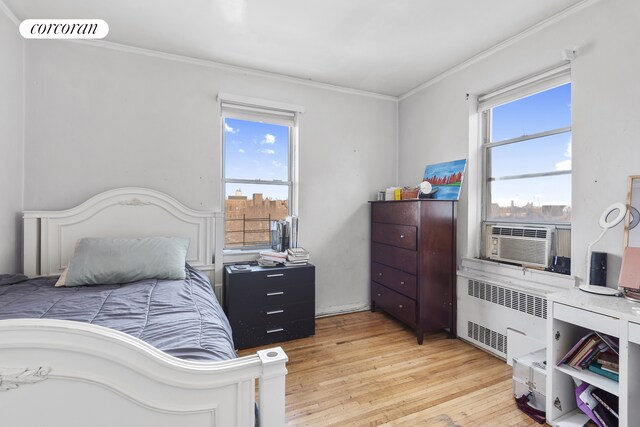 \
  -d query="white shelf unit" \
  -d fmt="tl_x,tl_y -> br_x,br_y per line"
547,288 -> 640,427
